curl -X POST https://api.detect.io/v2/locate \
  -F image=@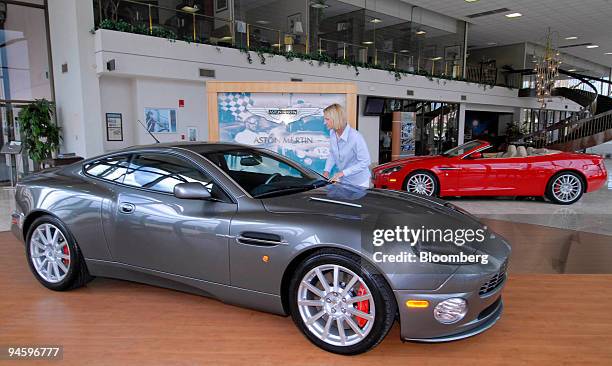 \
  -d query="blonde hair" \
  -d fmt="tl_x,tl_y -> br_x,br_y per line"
323,103 -> 347,131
